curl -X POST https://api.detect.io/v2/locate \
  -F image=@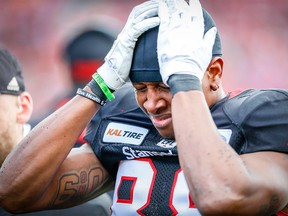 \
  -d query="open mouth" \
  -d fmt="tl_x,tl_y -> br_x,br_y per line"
150,114 -> 172,128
